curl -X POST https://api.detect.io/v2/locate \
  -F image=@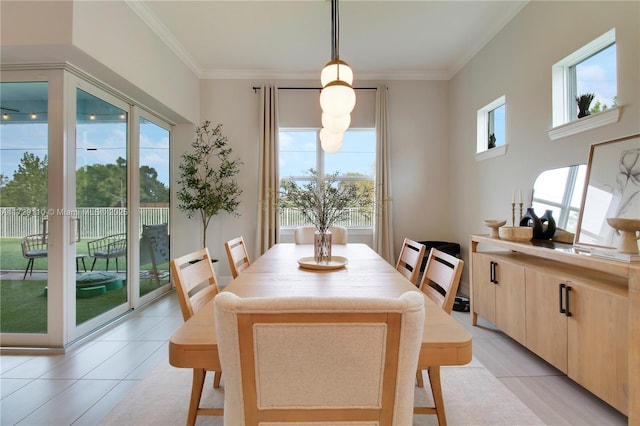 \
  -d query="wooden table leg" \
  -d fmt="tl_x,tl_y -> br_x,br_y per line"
187,368 -> 206,426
